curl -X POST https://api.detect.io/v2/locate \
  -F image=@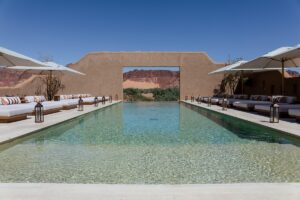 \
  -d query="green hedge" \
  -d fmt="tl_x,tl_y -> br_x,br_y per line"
123,87 -> 179,101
